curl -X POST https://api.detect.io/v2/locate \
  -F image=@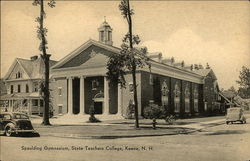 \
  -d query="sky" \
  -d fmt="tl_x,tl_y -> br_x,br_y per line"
1,1 -> 250,90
